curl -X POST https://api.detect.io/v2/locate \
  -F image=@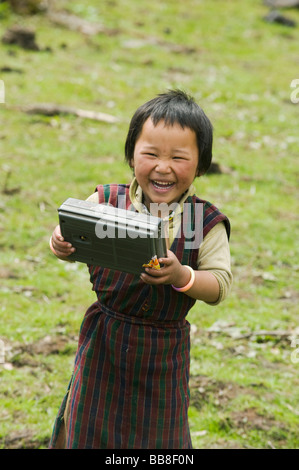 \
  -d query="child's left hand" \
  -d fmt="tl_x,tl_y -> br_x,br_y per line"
140,250 -> 191,288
